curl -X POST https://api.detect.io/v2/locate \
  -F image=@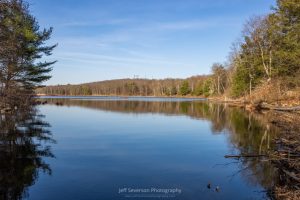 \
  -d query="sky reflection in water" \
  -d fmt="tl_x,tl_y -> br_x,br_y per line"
0,97 -> 277,200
